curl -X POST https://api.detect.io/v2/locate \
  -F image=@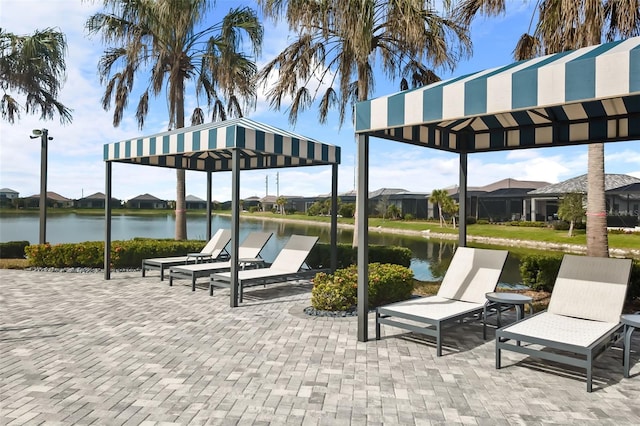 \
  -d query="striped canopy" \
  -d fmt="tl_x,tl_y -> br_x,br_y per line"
104,117 -> 340,170
355,37 -> 640,152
